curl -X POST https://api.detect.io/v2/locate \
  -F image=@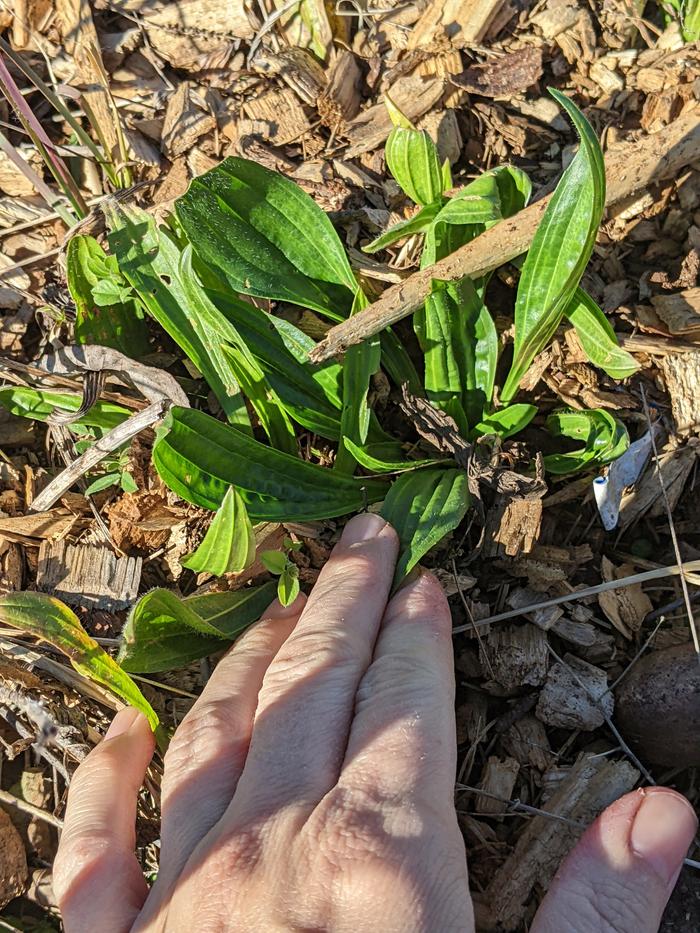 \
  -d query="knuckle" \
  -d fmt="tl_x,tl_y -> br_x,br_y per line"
164,701 -> 248,779
310,785 -> 407,867
53,834 -> 124,903
260,629 -> 359,696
